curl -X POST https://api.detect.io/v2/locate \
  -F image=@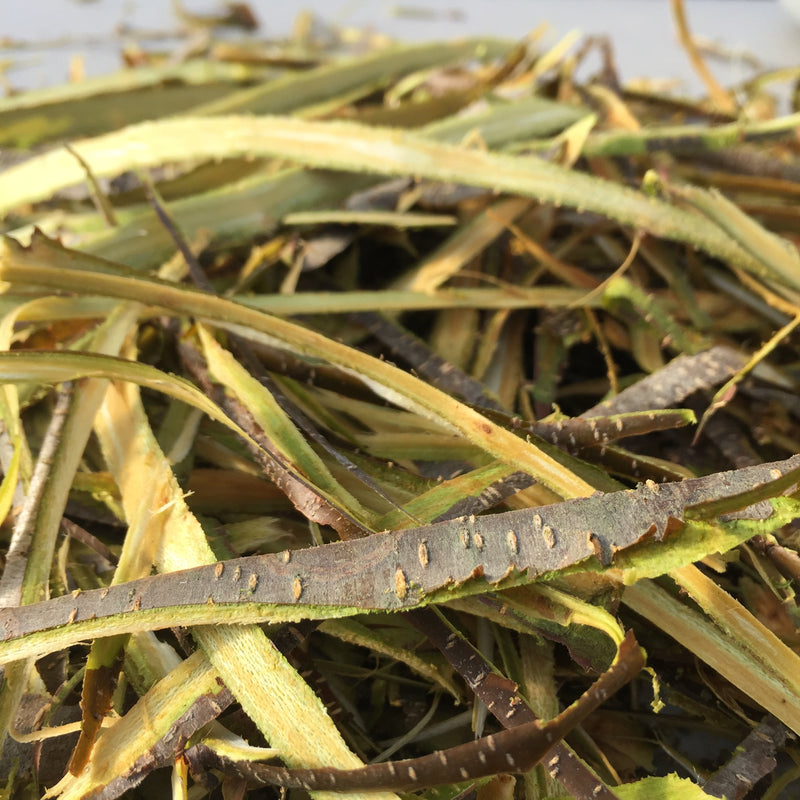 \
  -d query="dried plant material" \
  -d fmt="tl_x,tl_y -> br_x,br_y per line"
196,327 -> 376,534
191,632 -> 643,791
0,117 -> 774,280
694,313 -> 800,442
702,715 -> 789,799
318,617 -> 462,700
401,197 -> 533,292
352,311 -> 506,411
48,651 -> 234,799
671,0 -> 737,114
80,379 -> 399,800
0,233 -> 598,500
2,11 -> 800,798
67,651 -> 125,775
623,565 -> 800,734
0,304 -> 144,767
584,346 -> 747,417
411,609 -> 622,799
526,409 -> 696,454
1,455 -> 797,663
